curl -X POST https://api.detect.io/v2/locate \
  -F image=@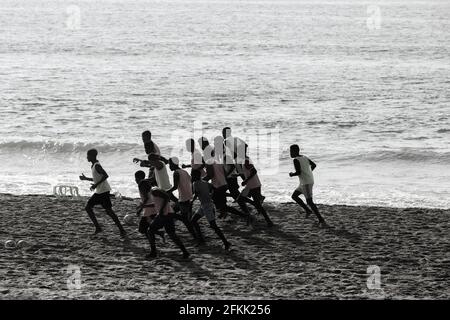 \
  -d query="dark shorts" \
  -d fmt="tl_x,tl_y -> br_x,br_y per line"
149,214 -> 176,234
226,177 -> 240,198
87,191 -> 112,209
247,187 -> 264,205
179,201 -> 192,219
138,216 -> 157,234
195,202 -> 216,223
212,185 -> 228,209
